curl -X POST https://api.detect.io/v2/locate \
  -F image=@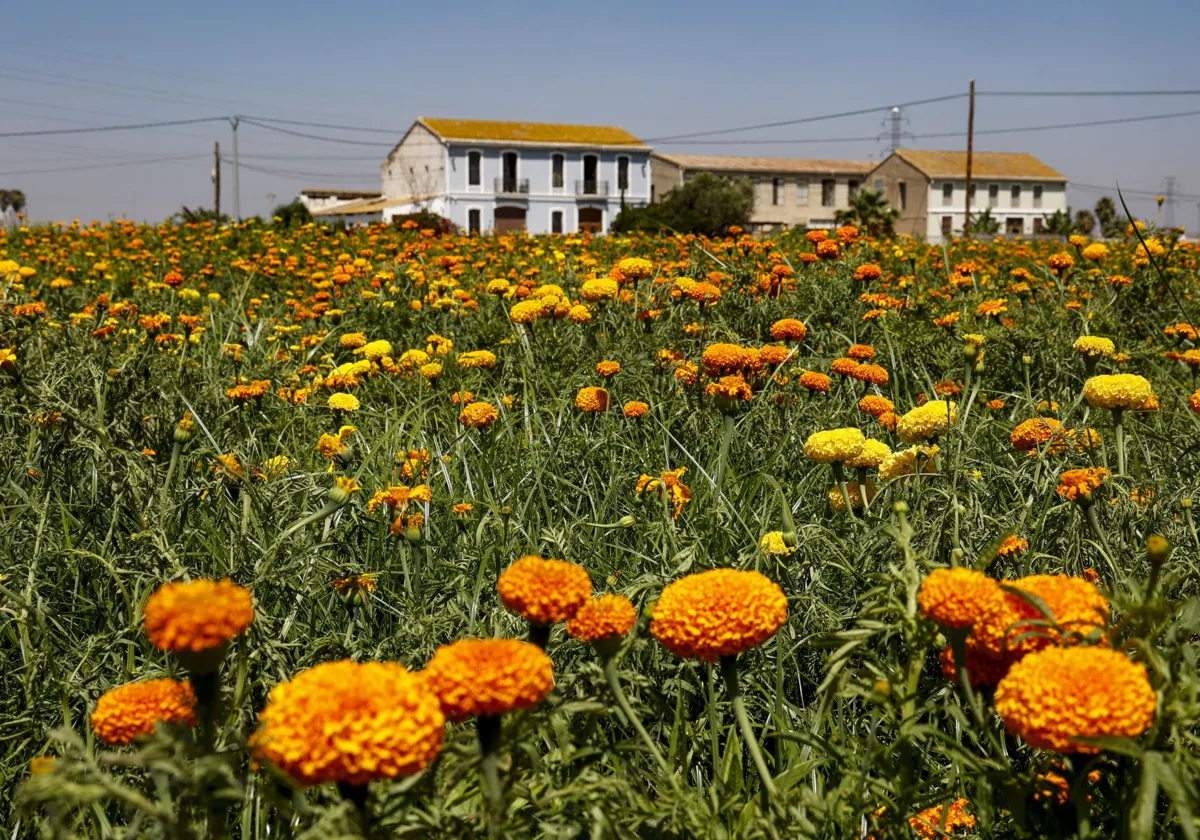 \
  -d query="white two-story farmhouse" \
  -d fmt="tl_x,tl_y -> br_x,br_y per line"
377,118 -> 652,234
